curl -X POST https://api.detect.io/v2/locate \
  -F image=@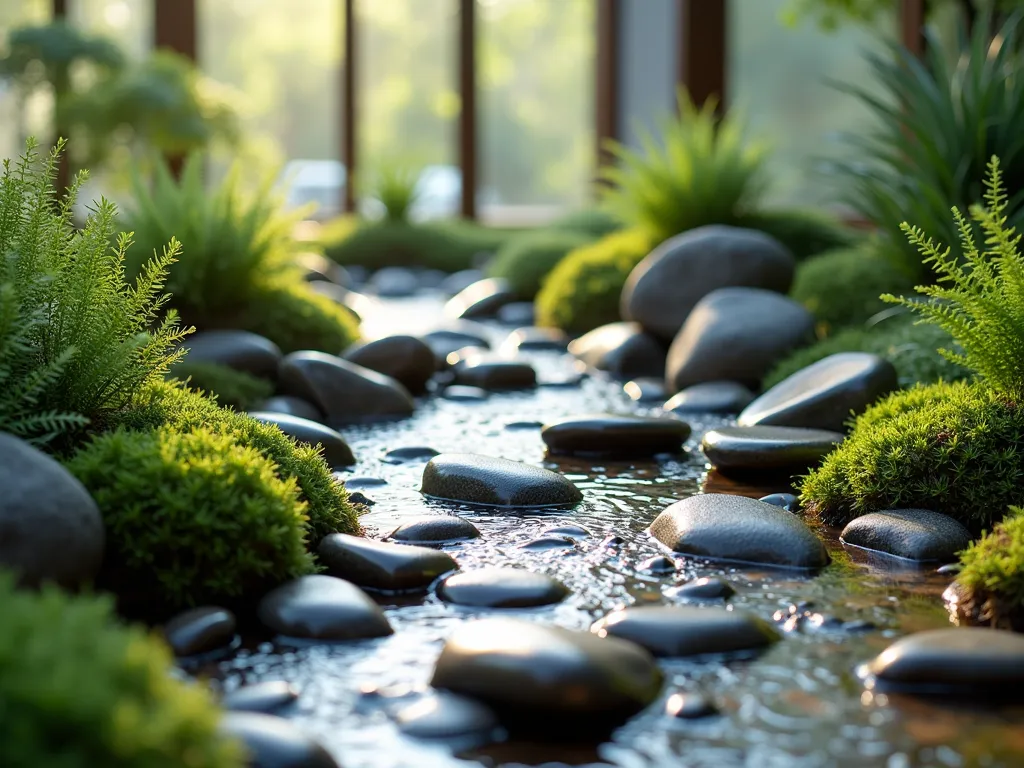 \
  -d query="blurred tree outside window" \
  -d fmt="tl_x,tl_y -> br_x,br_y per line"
0,0 -> 51,162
